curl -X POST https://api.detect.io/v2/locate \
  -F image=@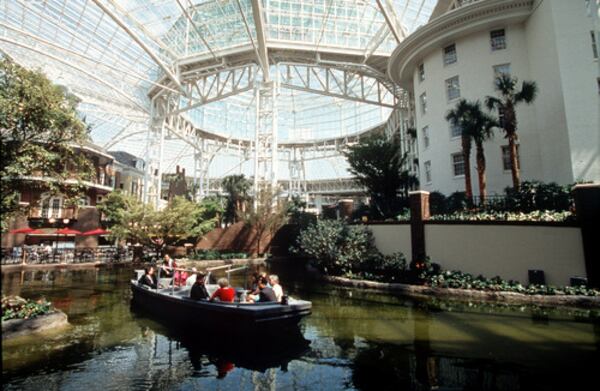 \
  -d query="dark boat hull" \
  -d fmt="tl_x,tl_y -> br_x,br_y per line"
130,281 -> 311,333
